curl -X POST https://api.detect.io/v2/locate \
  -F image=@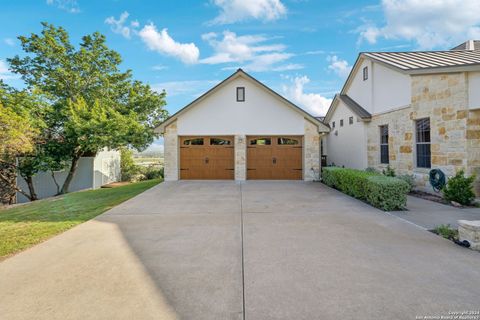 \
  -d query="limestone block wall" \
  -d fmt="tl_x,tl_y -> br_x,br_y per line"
163,121 -> 179,181
304,119 -> 321,181
366,72 -> 480,195
235,135 -> 246,180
